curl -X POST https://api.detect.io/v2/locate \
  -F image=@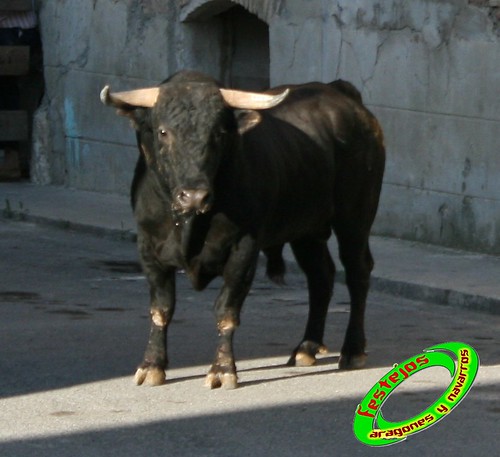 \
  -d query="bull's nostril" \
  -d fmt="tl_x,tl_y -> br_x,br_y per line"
175,189 -> 211,213
177,190 -> 191,203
